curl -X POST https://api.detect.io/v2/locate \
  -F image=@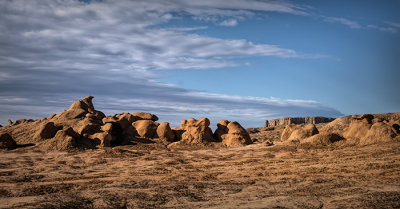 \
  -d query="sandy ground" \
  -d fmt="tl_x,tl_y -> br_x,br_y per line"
1,136 -> 400,208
